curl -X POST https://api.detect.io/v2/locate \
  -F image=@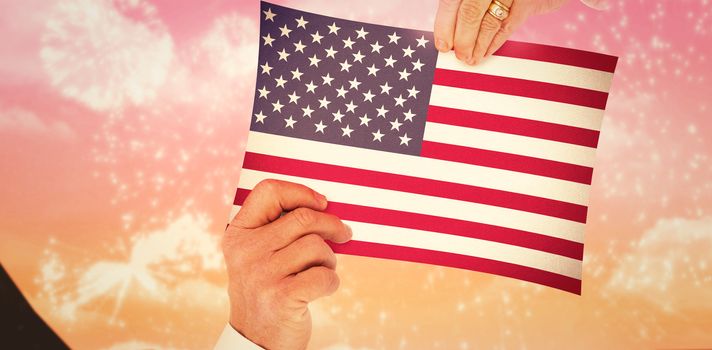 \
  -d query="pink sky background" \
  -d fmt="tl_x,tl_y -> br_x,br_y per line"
0,0 -> 710,349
